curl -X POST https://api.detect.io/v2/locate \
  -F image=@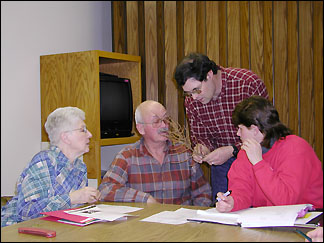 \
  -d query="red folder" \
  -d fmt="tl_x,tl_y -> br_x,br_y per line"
40,207 -> 102,226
